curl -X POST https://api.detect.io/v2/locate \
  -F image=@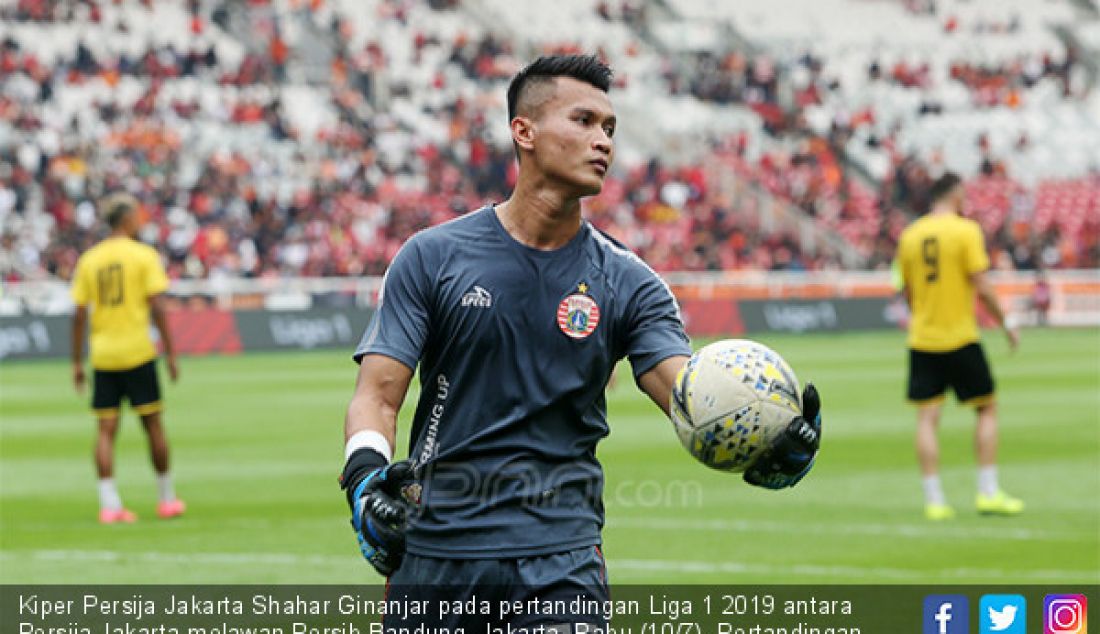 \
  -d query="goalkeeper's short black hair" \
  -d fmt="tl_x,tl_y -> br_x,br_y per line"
506,54 -> 613,122
928,172 -> 963,205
